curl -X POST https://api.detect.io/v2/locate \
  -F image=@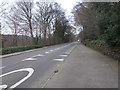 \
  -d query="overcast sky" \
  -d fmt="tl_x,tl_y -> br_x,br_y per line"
1,0 -> 82,34
0,0 -> 81,15
55,0 -> 81,15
